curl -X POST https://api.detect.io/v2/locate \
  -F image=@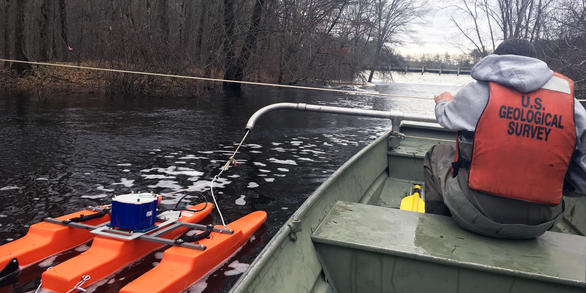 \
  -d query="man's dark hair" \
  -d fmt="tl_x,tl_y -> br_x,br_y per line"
494,39 -> 537,58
